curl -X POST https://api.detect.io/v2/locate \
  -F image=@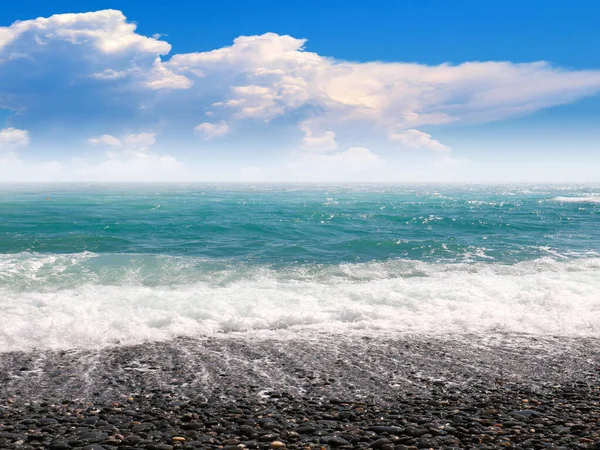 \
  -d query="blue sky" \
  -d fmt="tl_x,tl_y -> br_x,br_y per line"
0,0 -> 599,181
